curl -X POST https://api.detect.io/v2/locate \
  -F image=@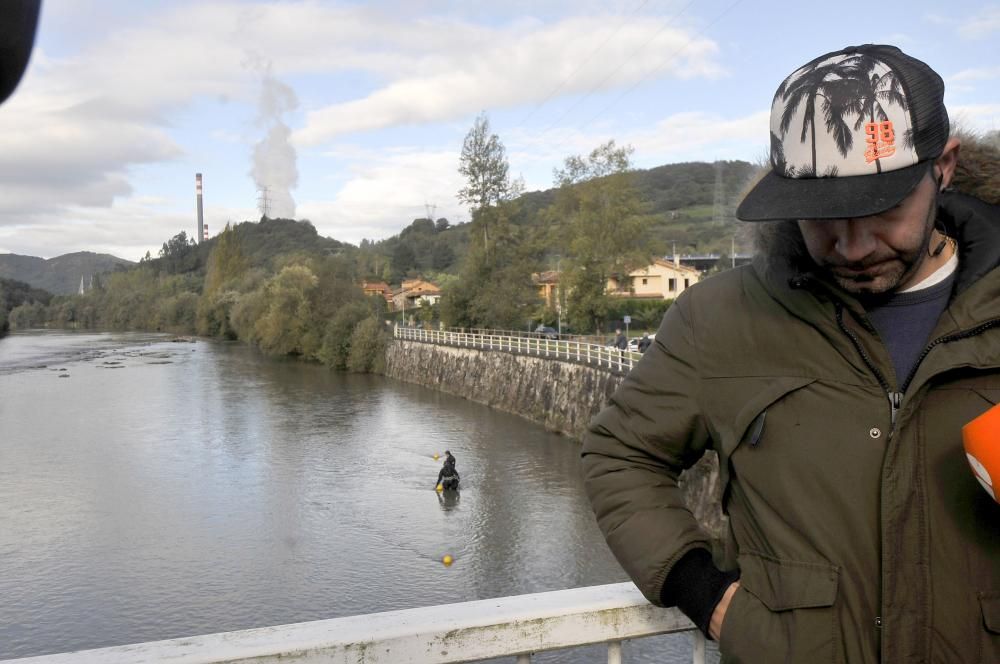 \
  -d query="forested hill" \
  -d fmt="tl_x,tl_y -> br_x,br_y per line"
515,159 -> 756,220
0,252 -> 133,295
362,159 -> 757,283
143,217 -> 350,277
